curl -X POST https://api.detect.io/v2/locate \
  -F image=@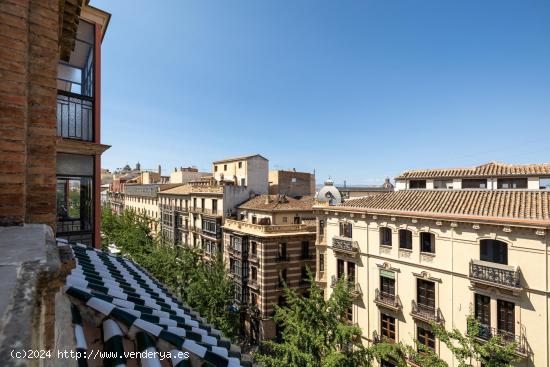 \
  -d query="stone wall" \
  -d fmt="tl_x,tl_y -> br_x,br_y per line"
0,0 -> 59,227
